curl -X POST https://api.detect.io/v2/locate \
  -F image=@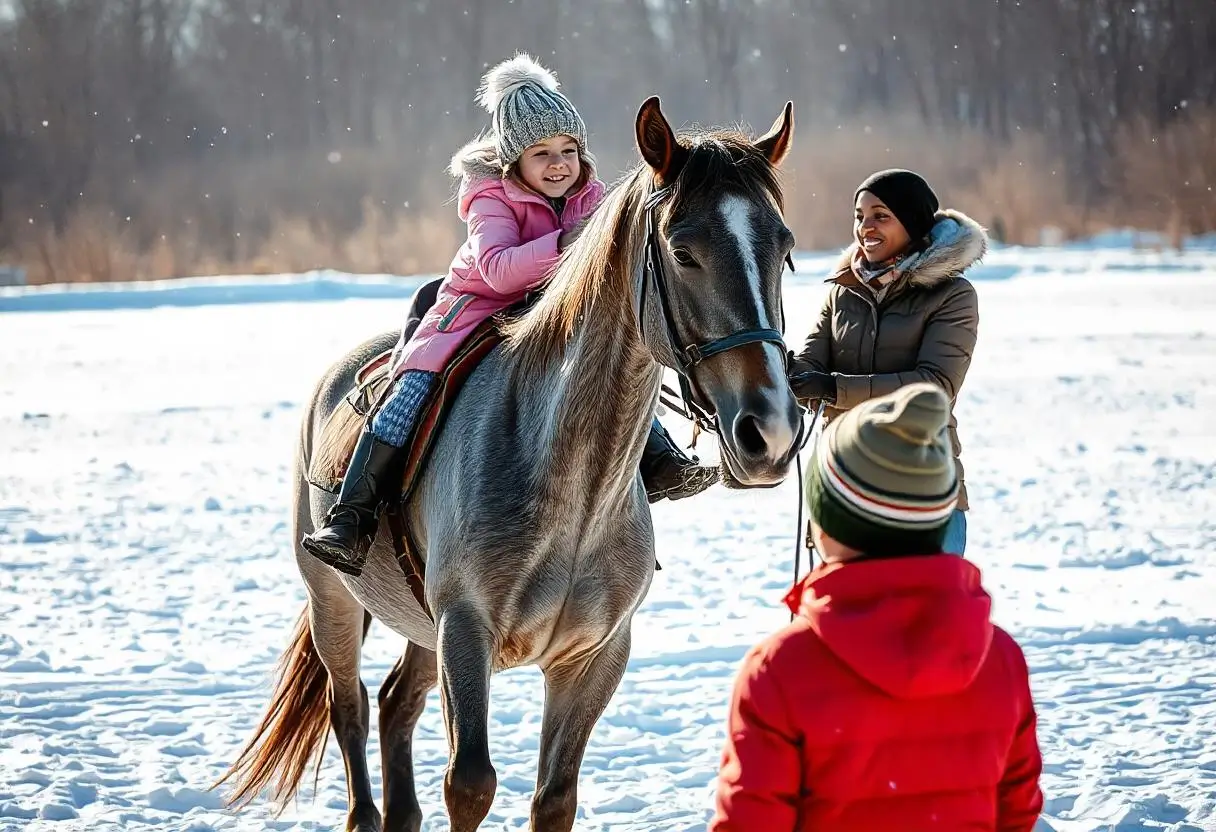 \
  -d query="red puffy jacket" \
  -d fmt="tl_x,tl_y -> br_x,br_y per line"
710,554 -> 1042,832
